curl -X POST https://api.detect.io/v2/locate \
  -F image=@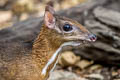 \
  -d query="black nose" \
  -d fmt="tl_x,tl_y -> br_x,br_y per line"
88,34 -> 97,42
